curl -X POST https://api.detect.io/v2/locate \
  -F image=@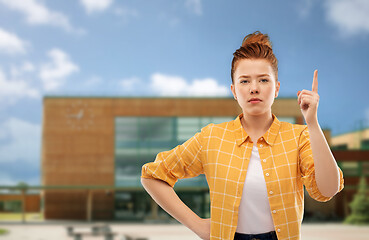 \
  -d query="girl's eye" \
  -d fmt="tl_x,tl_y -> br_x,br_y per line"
261,79 -> 269,82
240,80 -> 248,83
